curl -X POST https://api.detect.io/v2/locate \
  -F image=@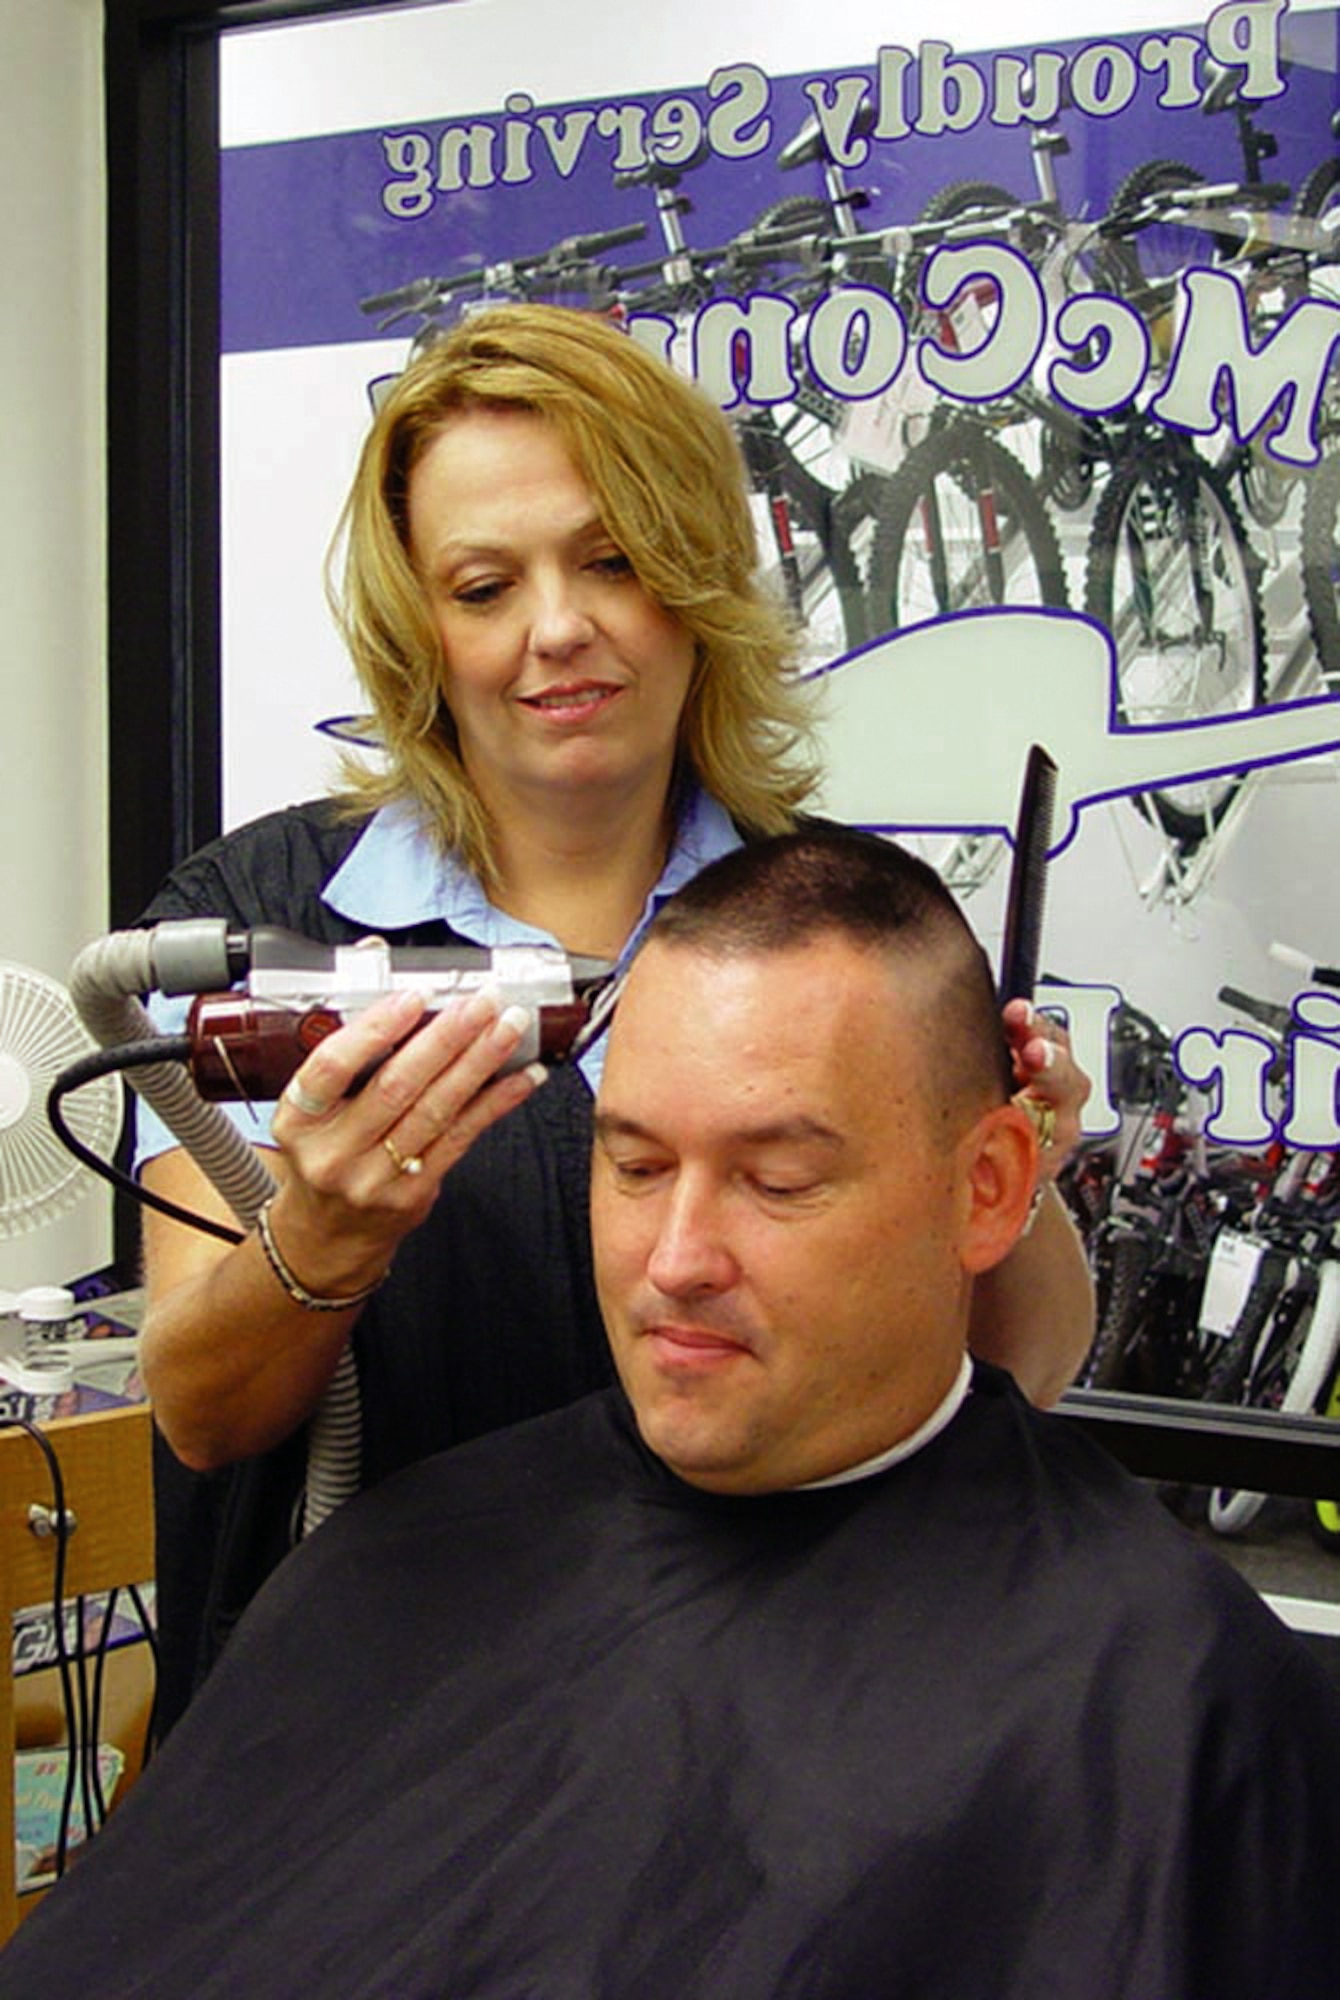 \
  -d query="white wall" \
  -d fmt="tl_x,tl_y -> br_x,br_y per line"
0,0 -> 110,1290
